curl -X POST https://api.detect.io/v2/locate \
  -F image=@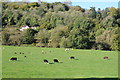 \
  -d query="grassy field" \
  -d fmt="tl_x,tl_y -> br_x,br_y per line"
2,46 -> 118,78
